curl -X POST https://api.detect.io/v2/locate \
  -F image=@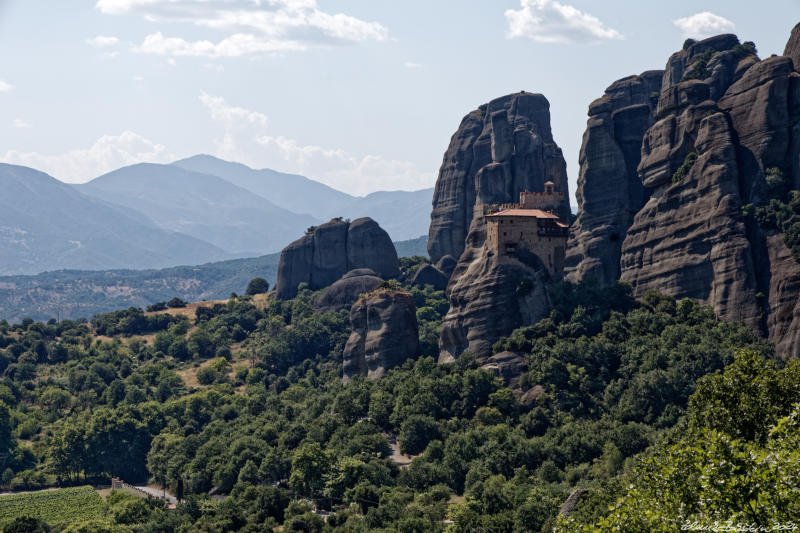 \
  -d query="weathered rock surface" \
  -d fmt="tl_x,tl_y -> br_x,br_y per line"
435,255 -> 457,279
312,269 -> 382,313
565,71 -> 662,286
410,264 -> 448,291
439,237 -> 551,363
428,93 -> 570,363
275,218 -> 399,299
567,31 -> 800,357
342,290 -> 419,382
427,92 -> 571,264
784,23 -> 800,71
479,351 -> 528,391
